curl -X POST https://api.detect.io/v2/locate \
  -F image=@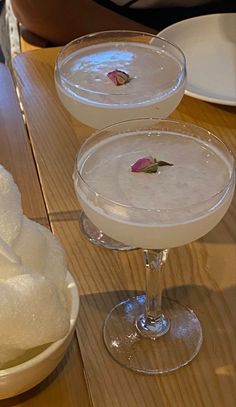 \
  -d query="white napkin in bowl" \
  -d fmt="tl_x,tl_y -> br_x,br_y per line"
0,164 -> 70,367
